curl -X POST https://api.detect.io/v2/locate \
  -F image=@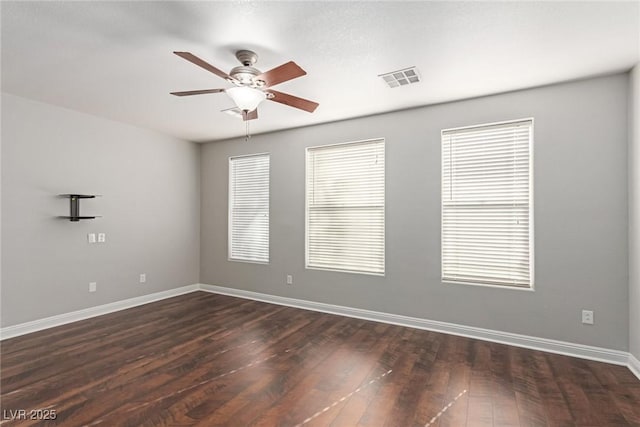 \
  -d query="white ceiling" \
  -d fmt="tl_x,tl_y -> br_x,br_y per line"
2,1 -> 639,143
